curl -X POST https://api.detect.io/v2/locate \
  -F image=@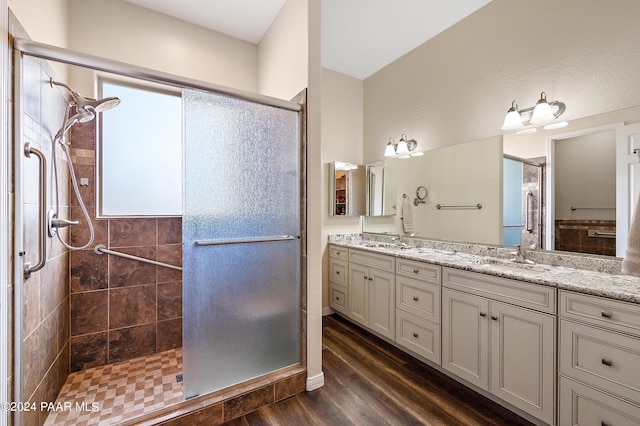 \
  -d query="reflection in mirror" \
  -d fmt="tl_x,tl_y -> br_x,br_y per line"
329,161 -> 366,216
503,155 -> 543,249
363,136 -> 503,244
366,163 -> 397,216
